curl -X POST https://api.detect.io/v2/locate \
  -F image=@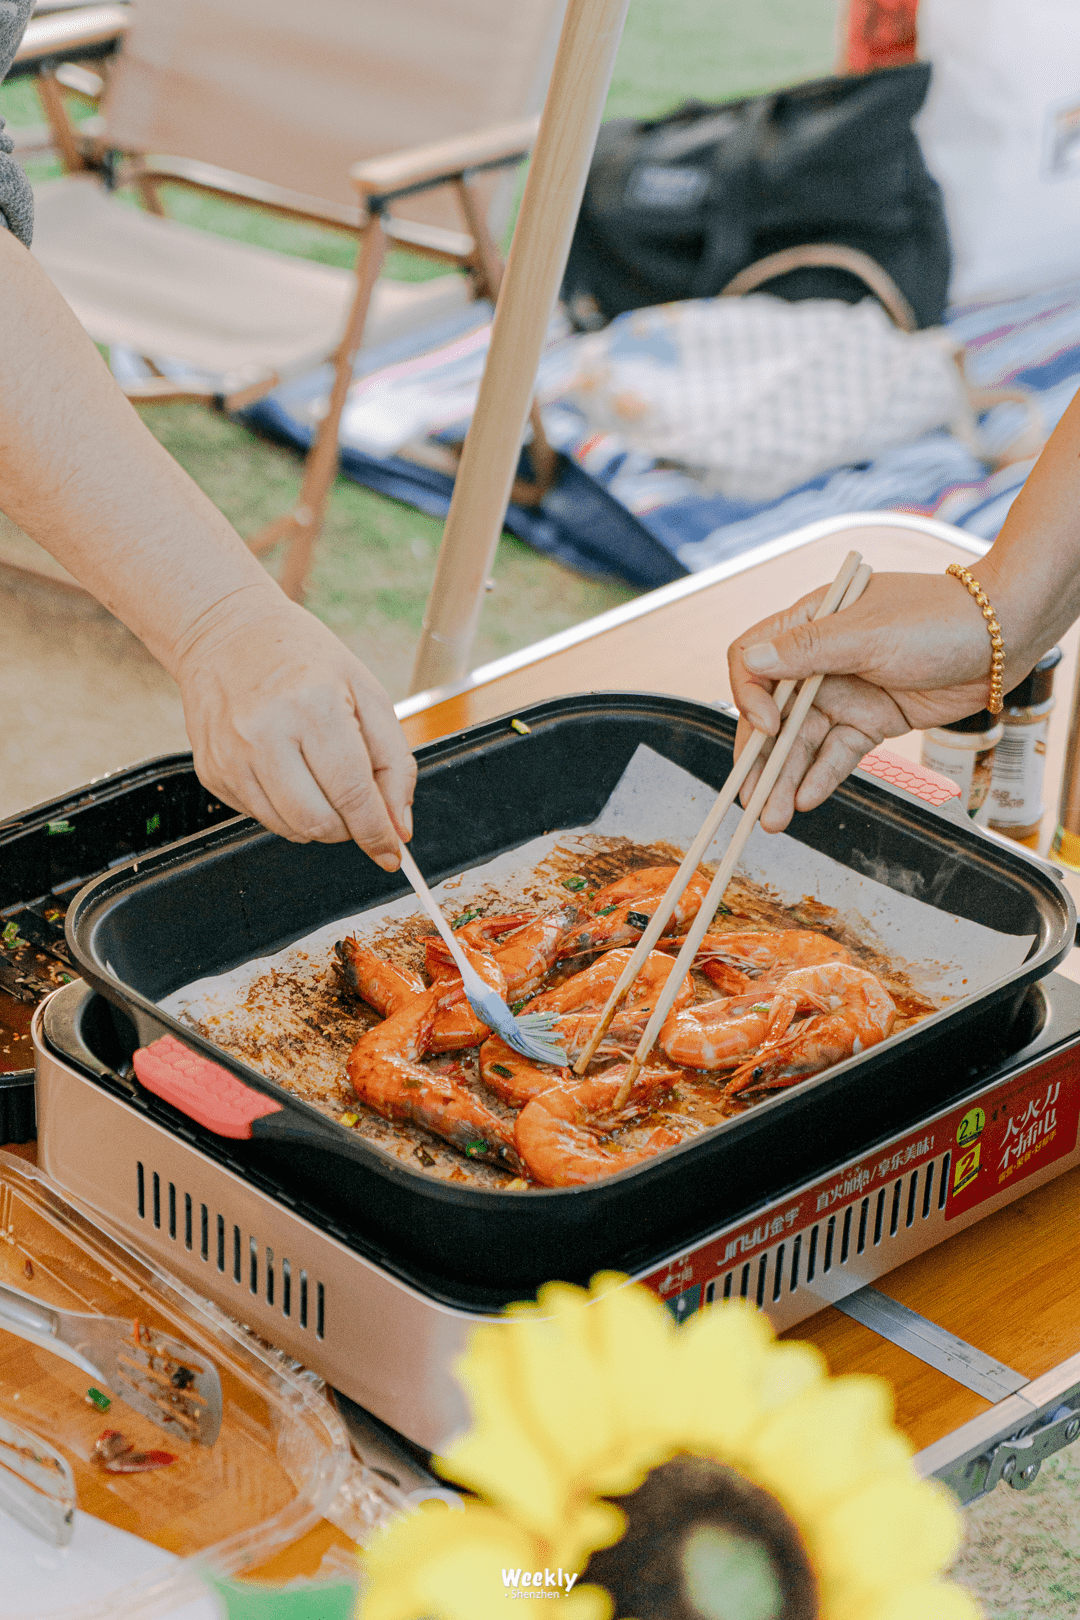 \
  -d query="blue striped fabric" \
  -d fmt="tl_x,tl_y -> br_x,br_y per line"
247,279 -> 1080,585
